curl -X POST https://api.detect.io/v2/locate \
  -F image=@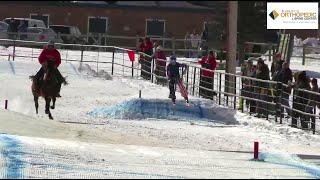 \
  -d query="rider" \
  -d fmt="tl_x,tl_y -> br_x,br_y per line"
166,55 -> 189,105
33,40 -> 66,97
